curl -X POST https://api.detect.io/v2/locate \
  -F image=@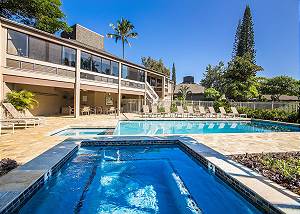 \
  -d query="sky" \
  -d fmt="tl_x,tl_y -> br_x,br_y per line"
61,0 -> 299,82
